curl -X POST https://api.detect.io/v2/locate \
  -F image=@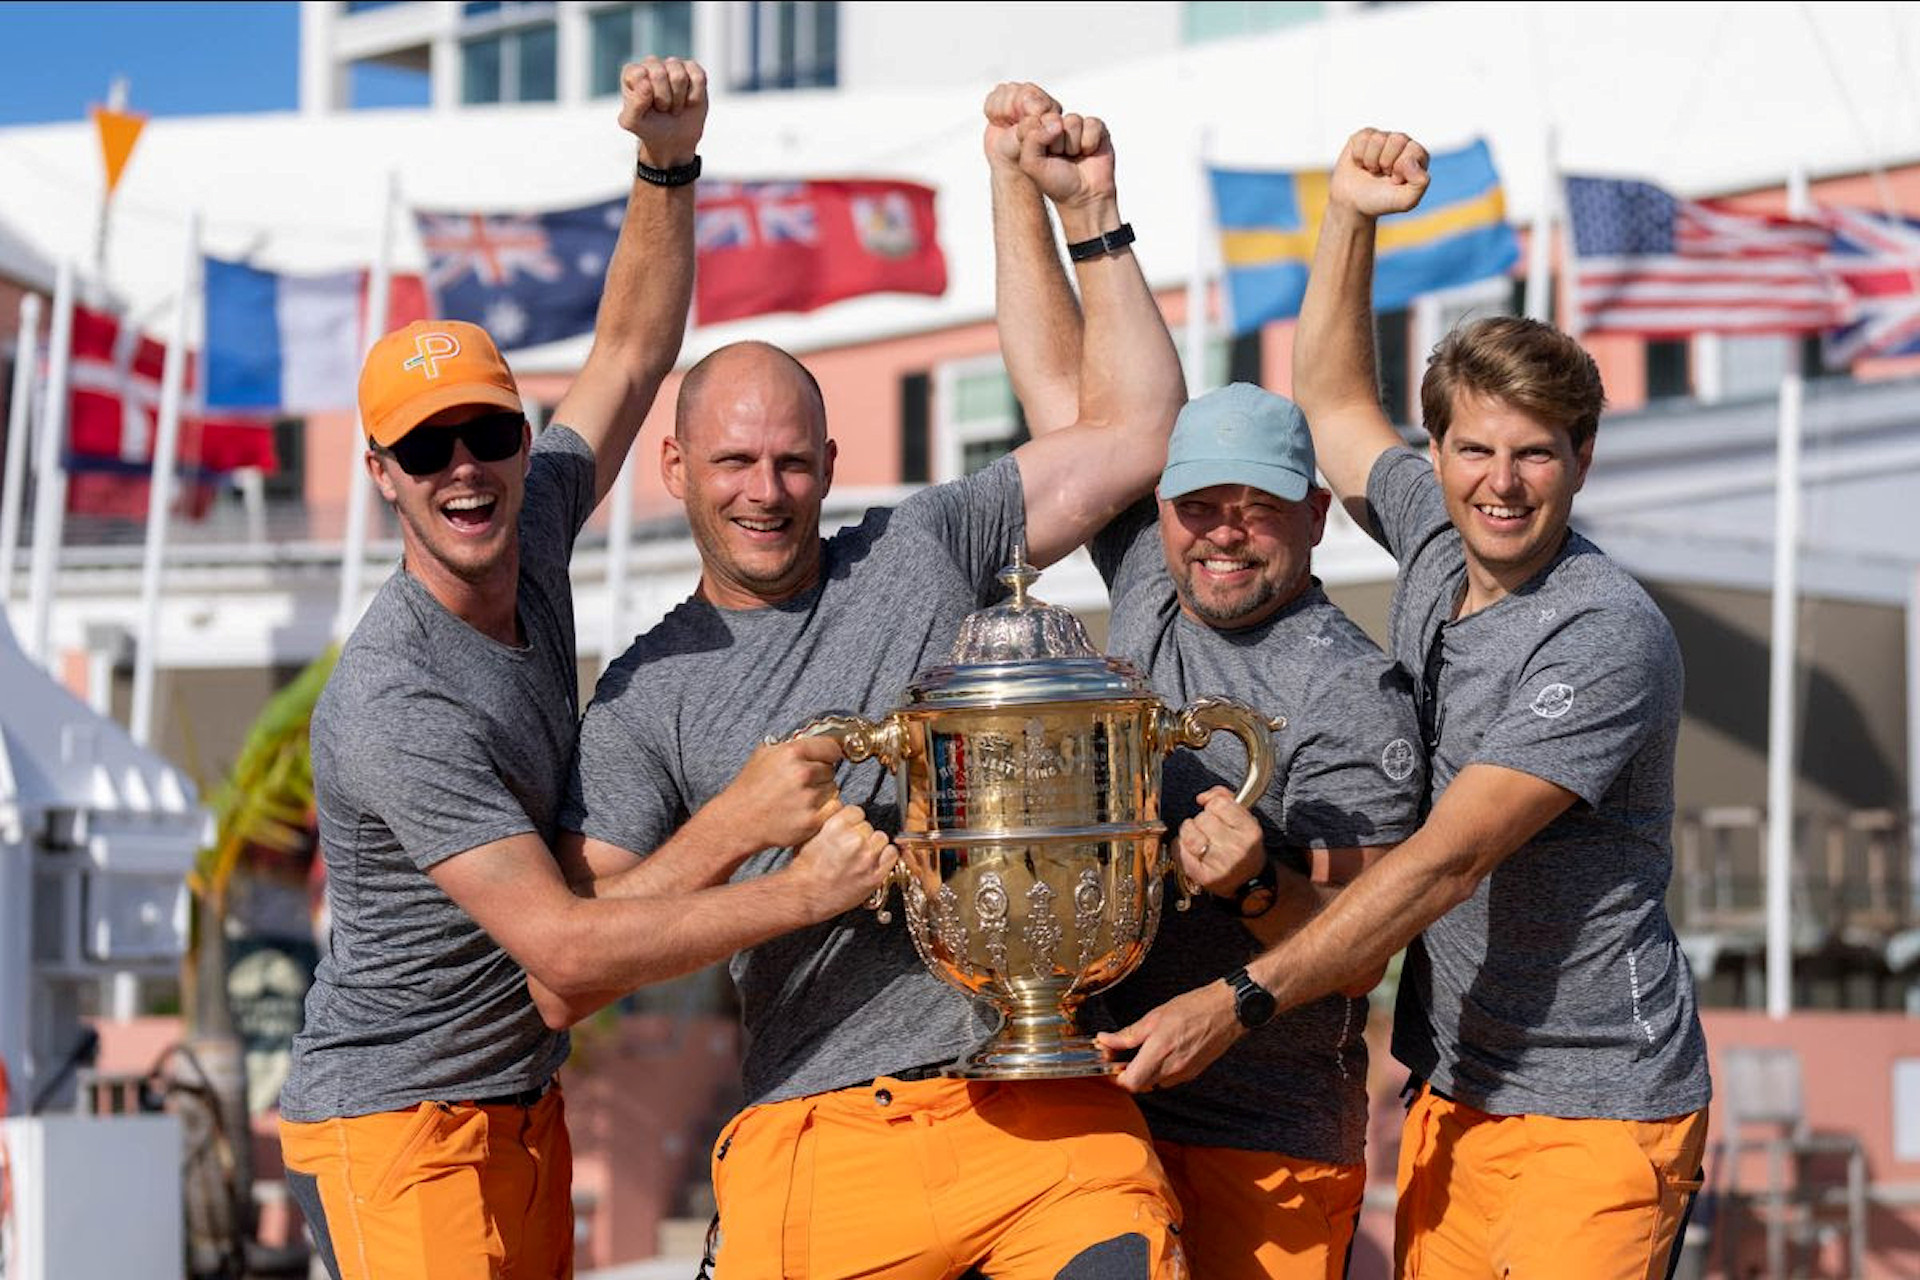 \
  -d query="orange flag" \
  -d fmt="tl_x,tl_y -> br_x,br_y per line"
90,105 -> 147,197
